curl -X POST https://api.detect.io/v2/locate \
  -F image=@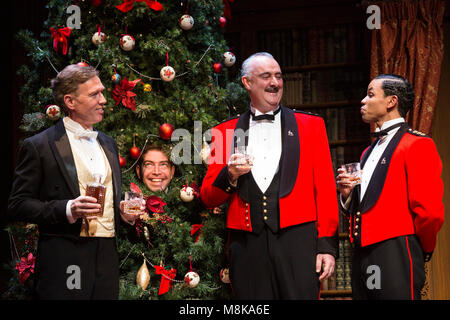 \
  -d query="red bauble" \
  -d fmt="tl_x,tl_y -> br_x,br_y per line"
119,155 -> 127,168
213,62 -> 222,74
219,16 -> 227,28
129,146 -> 141,160
159,123 -> 174,140
77,62 -> 89,67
